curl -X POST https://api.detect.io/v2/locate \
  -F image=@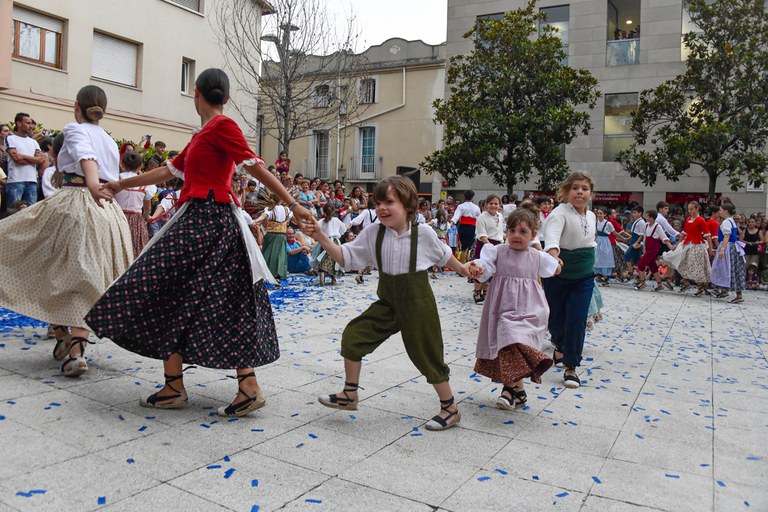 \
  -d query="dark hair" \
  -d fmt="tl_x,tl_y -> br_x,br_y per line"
195,68 -> 230,105
463,189 -> 475,201
721,203 -> 735,215
322,202 -> 335,220
366,197 -> 375,209
122,150 -> 142,171
39,137 -> 54,153
656,201 -> 669,210
485,194 -> 501,205
632,205 -> 644,214
168,150 -> 179,158
646,209 -> 658,220
14,113 -> 29,124
534,196 -> 553,206
76,85 -> 107,122
506,209 -> 538,232
373,176 -> 419,222
52,132 -> 65,158
154,141 -> 166,149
